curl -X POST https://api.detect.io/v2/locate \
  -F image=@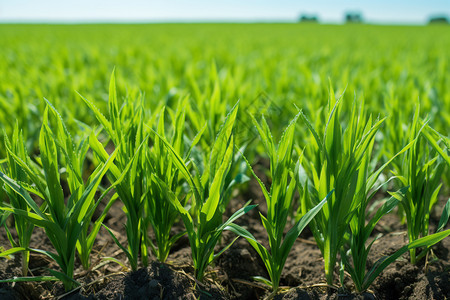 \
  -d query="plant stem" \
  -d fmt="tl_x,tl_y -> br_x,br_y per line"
21,250 -> 29,276
410,248 -> 416,264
